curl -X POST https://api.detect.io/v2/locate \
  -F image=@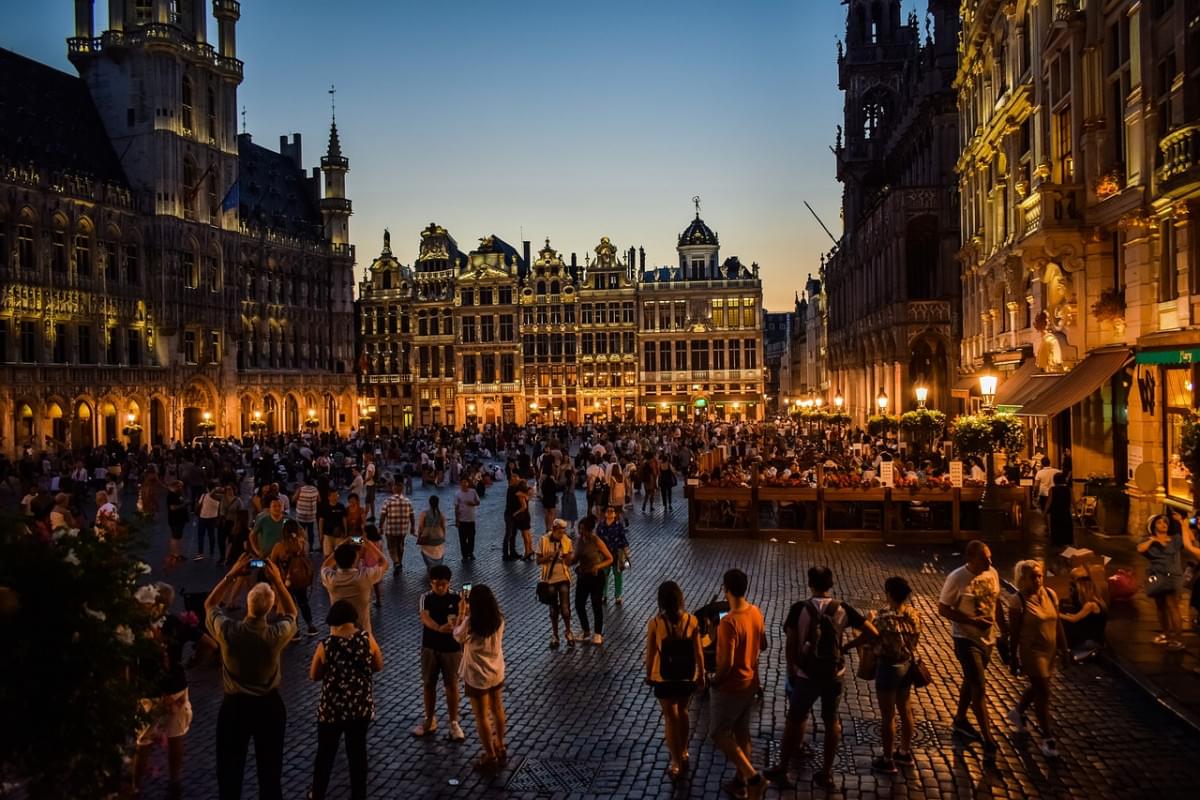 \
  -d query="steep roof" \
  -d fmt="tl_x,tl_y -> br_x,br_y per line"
237,133 -> 323,239
0,47 -> 128,186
